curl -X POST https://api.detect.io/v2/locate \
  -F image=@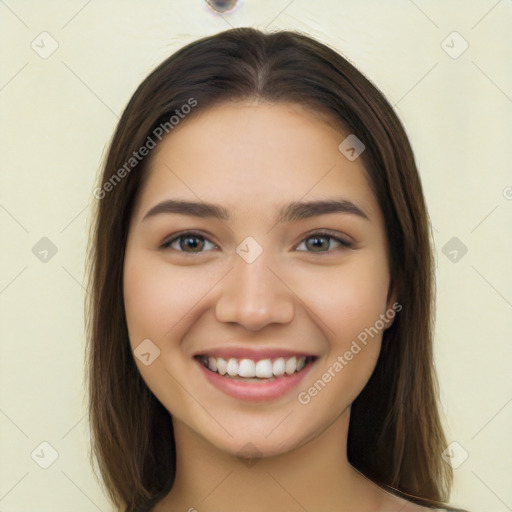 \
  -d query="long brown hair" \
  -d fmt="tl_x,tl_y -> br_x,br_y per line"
85,27 -> 461,511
